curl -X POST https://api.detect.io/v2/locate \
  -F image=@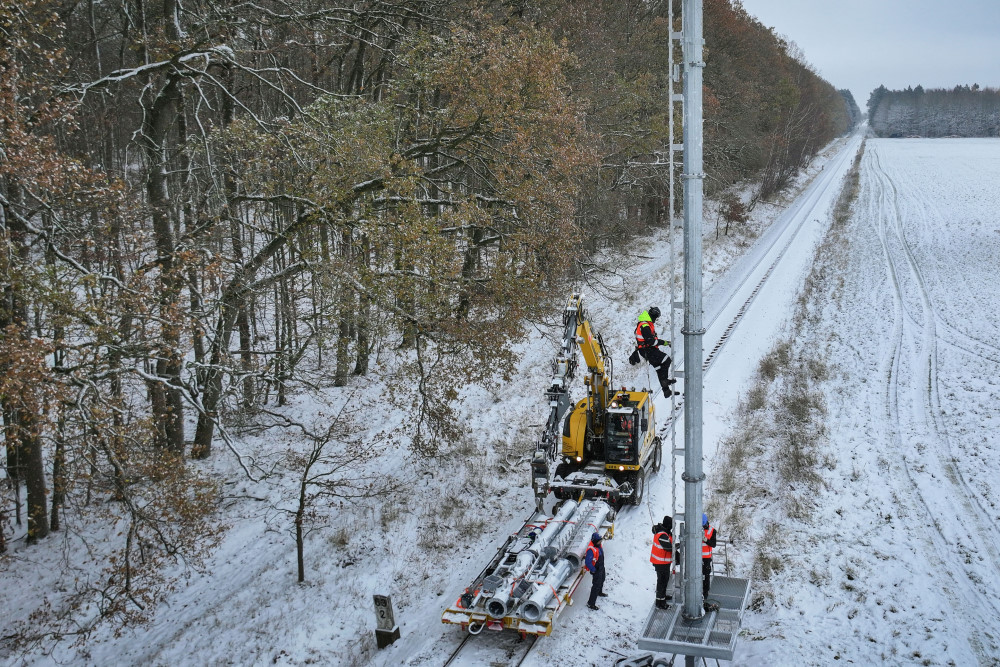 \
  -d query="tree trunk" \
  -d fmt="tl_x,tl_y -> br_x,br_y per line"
50,416 -> 66,532
295,479 -> 307,583
192,300 -> 240,459
219,62 -> 255,413
2,405 -> 22,528
276,260 -> 288,406
177,94 -> 206,386
238,307 -> 253,411
335,228 -> 353,386
49,345 -> 65,532
456,227 -> 483,320
140,73 -> 185,454
18,411 -> 48,543
335,298 -> 351,386
1,187 -> 50,542
353,235 -> 371,376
